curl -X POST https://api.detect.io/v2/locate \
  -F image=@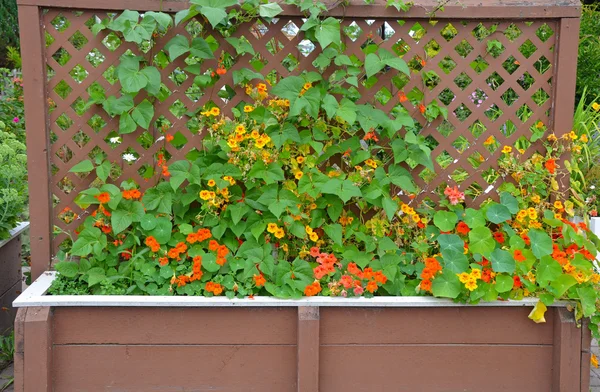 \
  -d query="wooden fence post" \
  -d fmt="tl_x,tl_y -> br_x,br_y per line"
552,307 -> 582,391
23,306 -> 53,392
297,306 -> 319,392
17,5 -> 53,281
